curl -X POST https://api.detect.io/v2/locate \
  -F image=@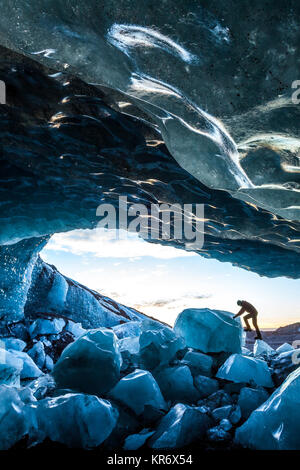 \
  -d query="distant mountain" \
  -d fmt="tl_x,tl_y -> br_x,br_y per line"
246,322 -> 300,350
